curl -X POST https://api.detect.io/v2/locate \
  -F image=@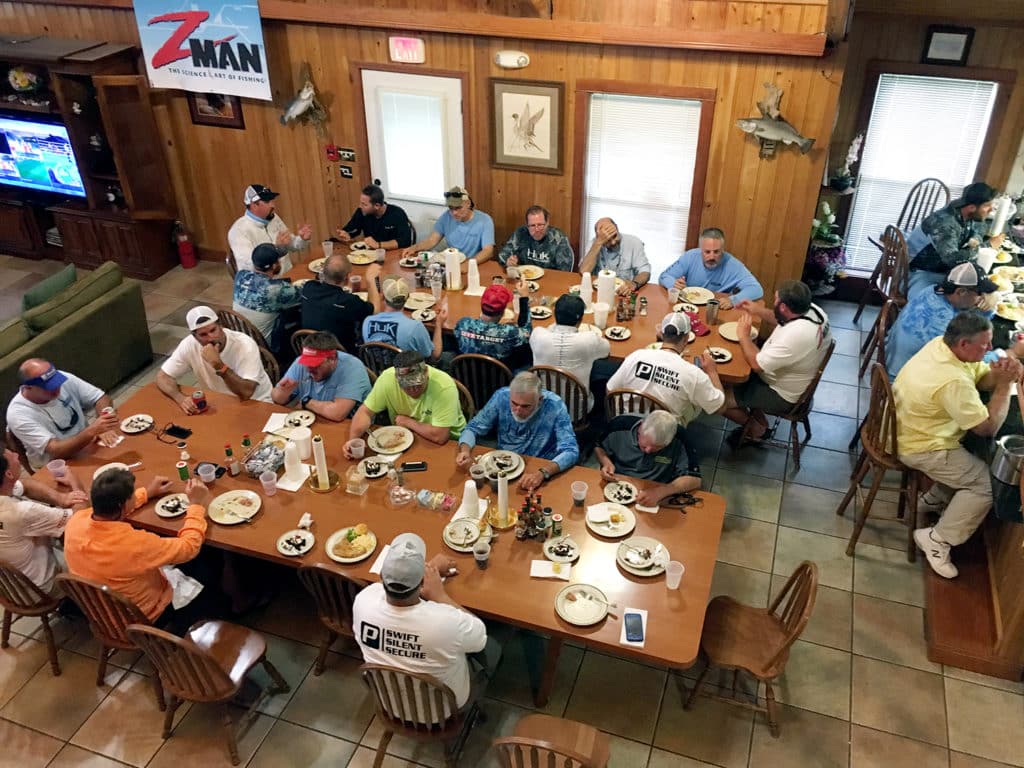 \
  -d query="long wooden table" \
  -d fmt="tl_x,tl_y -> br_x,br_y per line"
284,247 -> 754,384
68,385 -> 725,703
